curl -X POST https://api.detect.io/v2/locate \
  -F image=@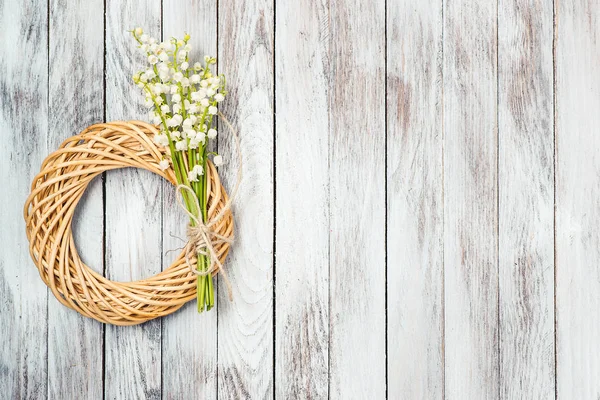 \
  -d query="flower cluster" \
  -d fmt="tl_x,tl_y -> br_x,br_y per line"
131,27 -> 226,179
131,28 -> 227,313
